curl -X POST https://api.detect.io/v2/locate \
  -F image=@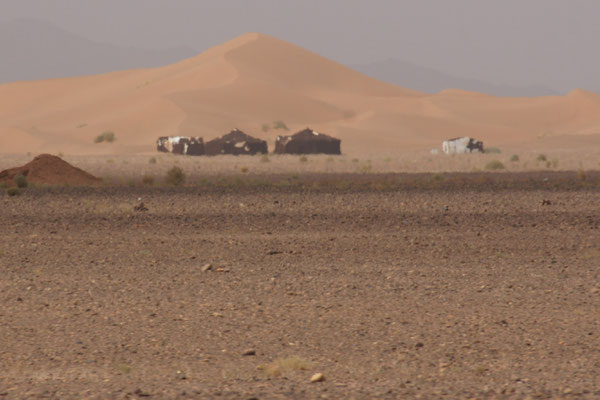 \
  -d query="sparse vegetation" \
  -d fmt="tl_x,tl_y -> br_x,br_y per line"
432,172 -> 445,181
165,166 -> 185,186
536,154 -> 547,162
149,157 -> 157,164
485,147 -> 501,154
14,175 -> 27,188
94,131 -> 116,143
240,166 -> 249,173
258,356 -> 313,378
510,154 -> 520,162
6,187 -> 20,196
273,120 -> 289,131
484,160 -> 505,170
261,123 -> 270,133
142,175 -> 155,186
299,155 -> 308,162
260,155 -> 270,163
